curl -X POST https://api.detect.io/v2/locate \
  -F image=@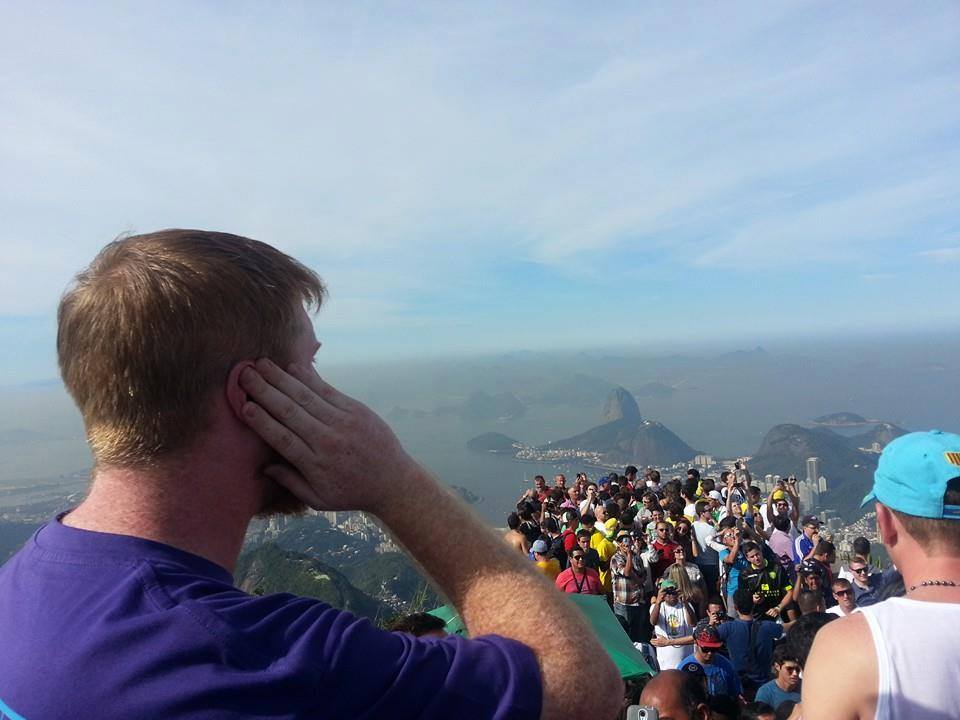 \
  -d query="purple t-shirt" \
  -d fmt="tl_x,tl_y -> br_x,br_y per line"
0,516 -> 541,719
